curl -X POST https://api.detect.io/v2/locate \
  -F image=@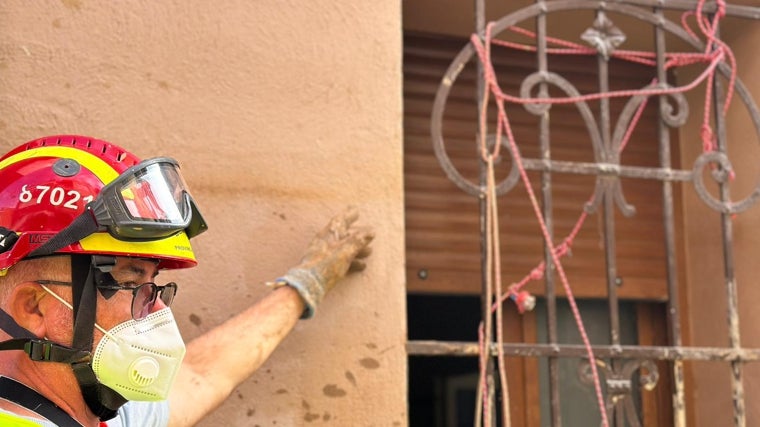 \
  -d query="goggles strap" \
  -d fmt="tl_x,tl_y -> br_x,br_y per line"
28,210 -> 100,259
0,227 -> 19,254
